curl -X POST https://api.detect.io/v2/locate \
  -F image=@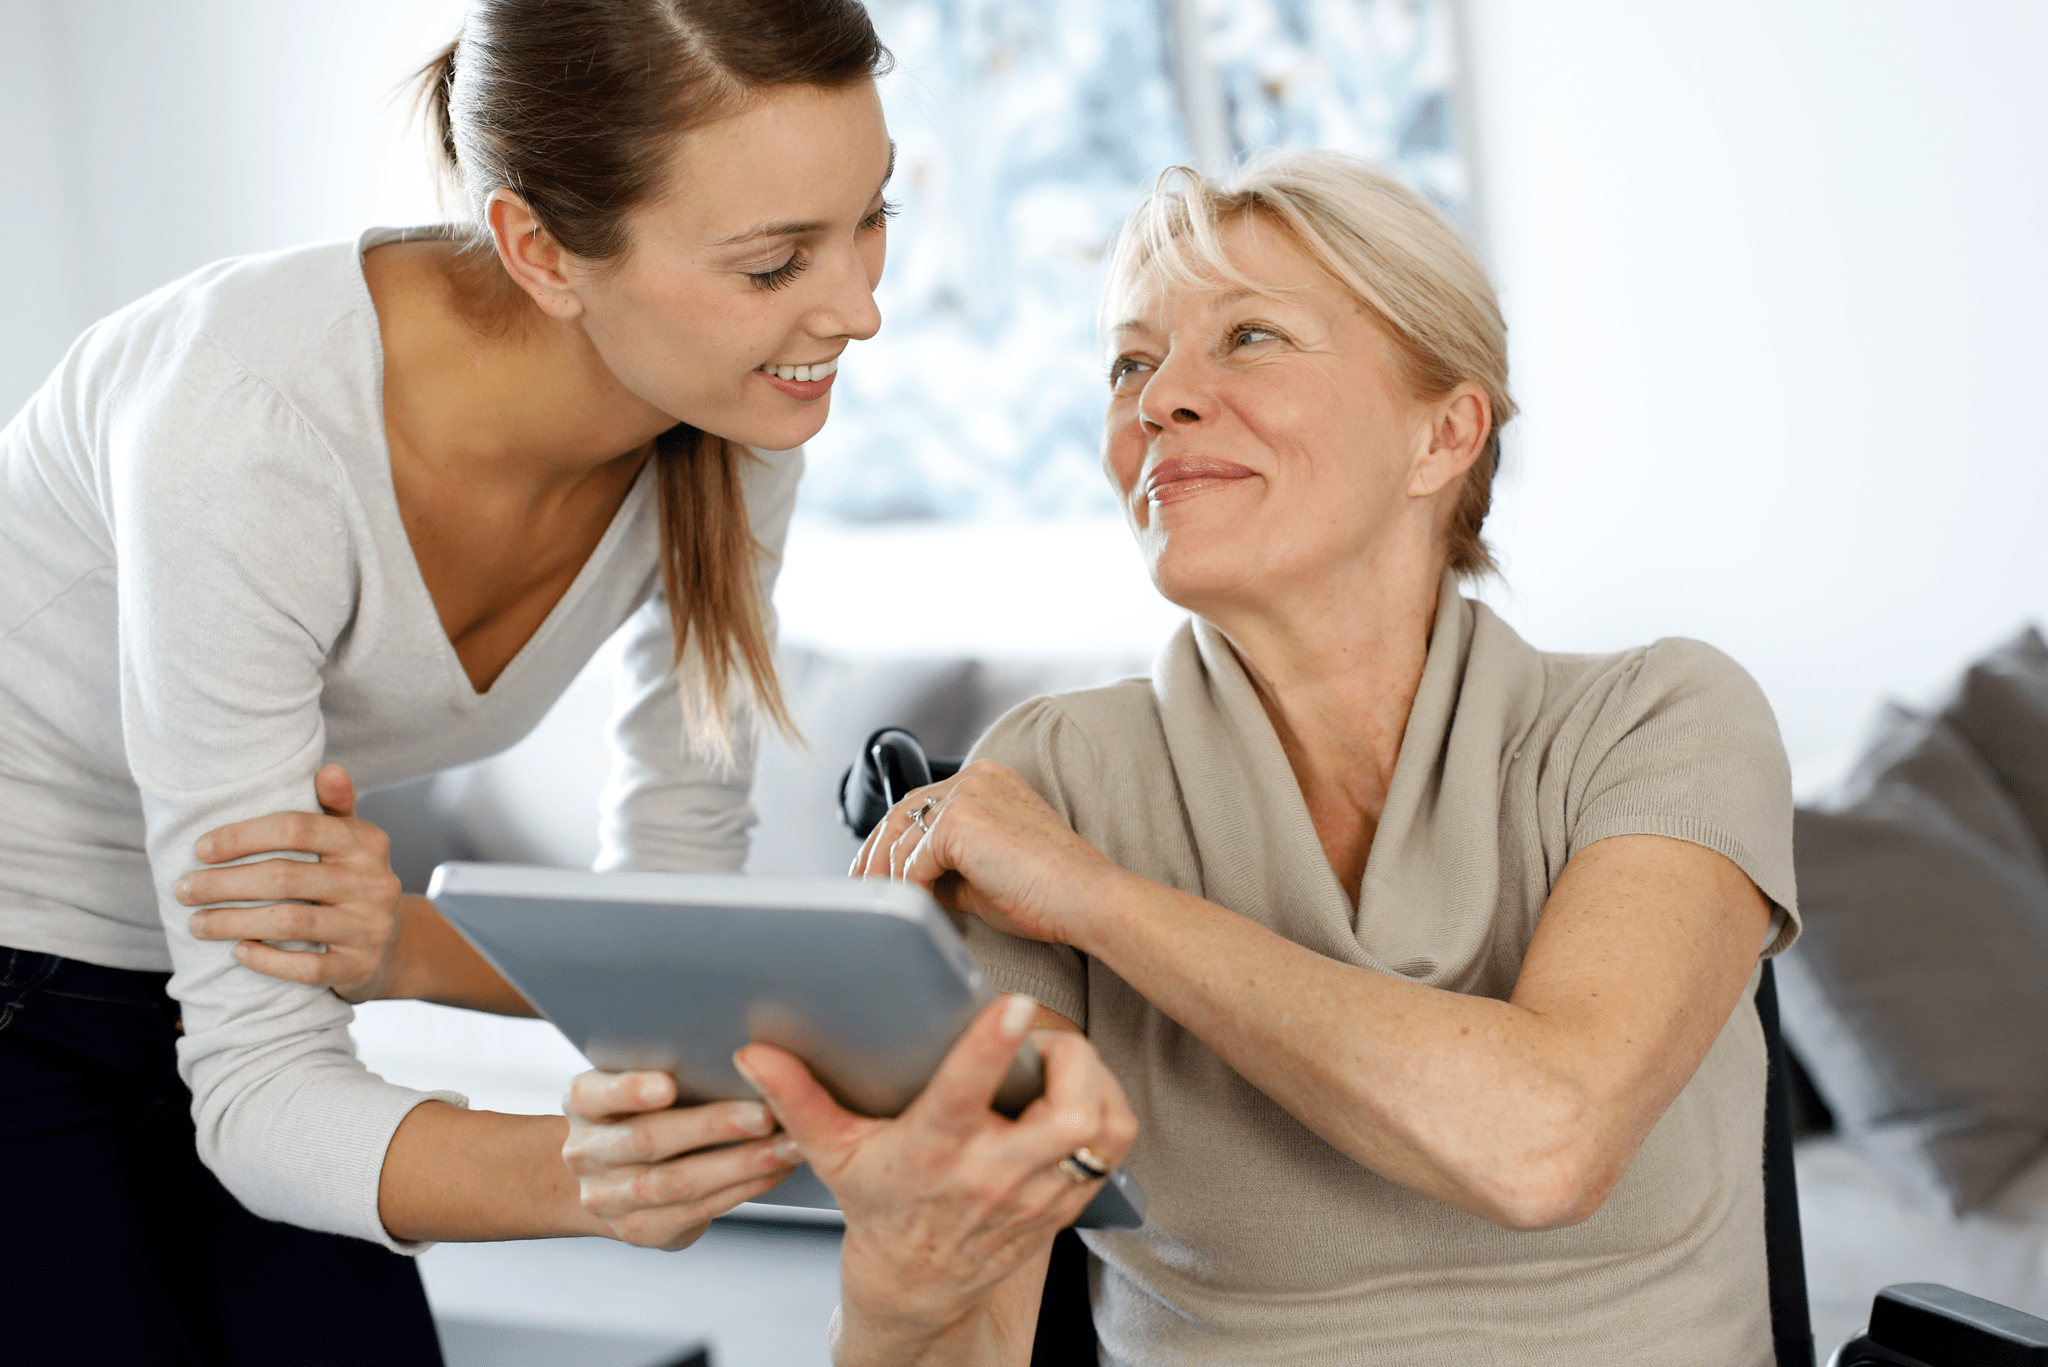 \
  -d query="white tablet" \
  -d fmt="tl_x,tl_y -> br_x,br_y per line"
426,862 -> 1145,1228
